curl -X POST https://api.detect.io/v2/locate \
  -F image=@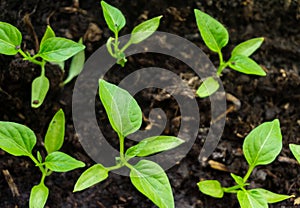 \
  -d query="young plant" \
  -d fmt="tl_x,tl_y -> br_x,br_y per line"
0,22 -> 85,108
74,79 -> 184,208
289,144 -> 300,164
101,0 -> 162,66
198,119 -> 294,207
0,109 -> 85,208
194,9 -> 266,97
